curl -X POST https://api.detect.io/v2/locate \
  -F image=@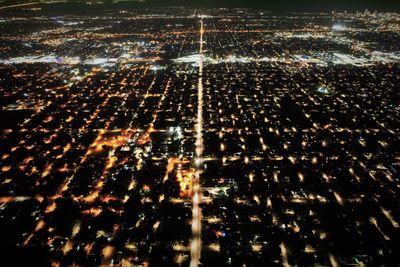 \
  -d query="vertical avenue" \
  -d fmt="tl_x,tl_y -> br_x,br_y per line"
190,16 -> 204,267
